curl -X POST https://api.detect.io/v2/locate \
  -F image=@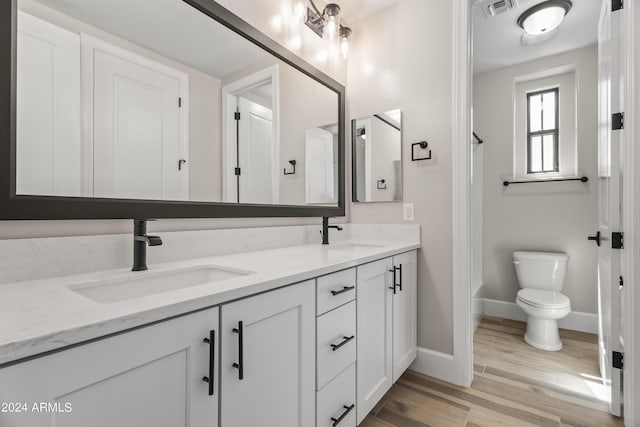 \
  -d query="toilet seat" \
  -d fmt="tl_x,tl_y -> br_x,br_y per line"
517,289 -> 570,309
